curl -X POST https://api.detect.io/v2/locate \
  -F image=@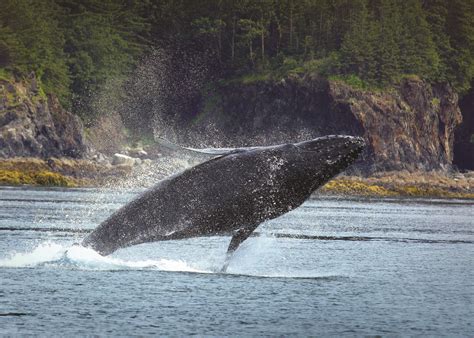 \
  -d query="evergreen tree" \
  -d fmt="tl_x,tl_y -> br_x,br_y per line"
58,0 -> 148,119
374,0 -> 402,85
340,0 -> 376,81
425,0 -> 453,82
399,0 -> 439,79
238,19 -> 261,66
1,0 -> 473,123
0,0 -> 70,102
445,0 -> 474,93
